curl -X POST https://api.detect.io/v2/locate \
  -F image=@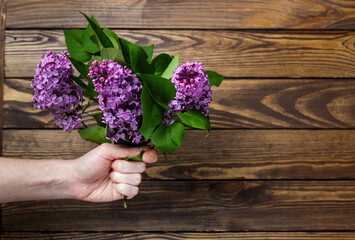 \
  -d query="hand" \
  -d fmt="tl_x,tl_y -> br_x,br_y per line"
69,143 -> 158,202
